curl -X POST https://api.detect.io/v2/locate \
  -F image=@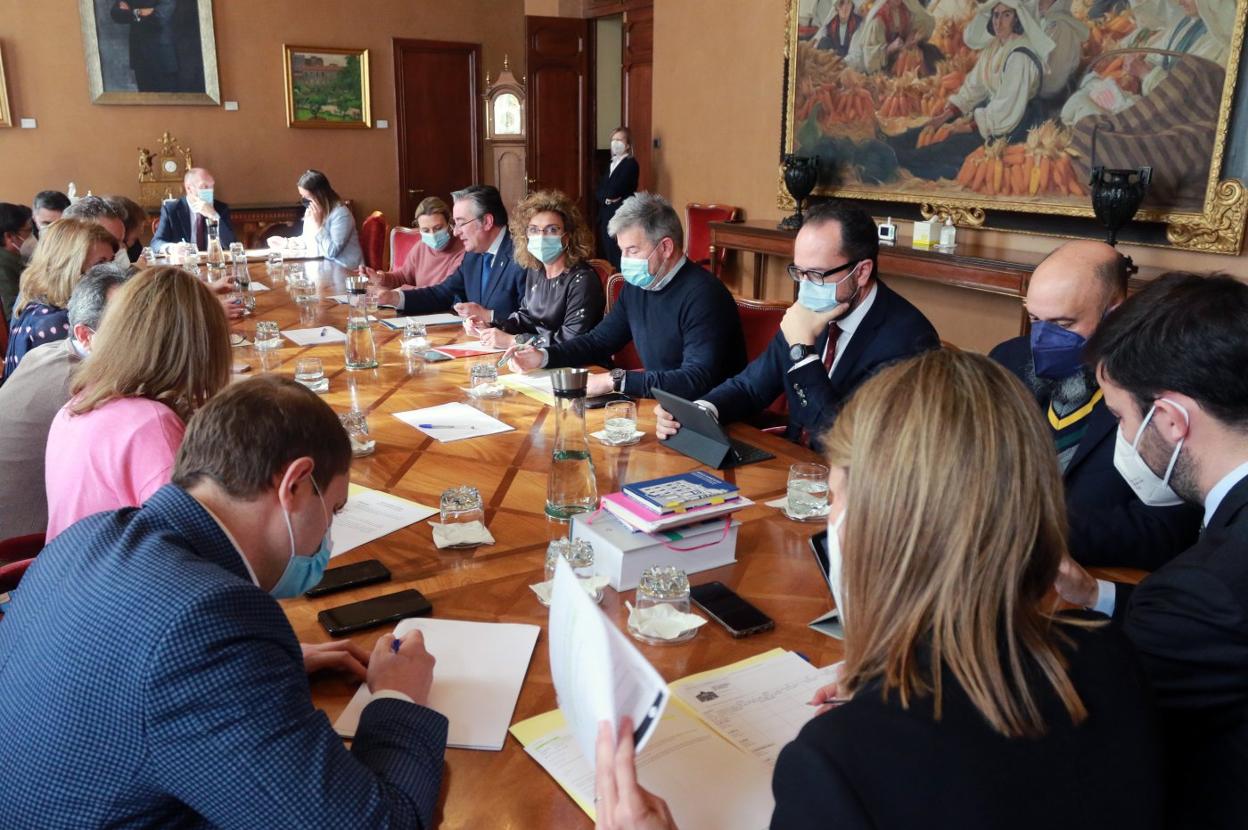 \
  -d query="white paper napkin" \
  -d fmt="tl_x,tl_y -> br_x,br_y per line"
591,429 -> 644,445
249,281 -> 271,292
230,333 -> 252,348
765,497 -> 789,509
530,575 -> 610,606
430,520 -> 495,549
625,601 -> 707,641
